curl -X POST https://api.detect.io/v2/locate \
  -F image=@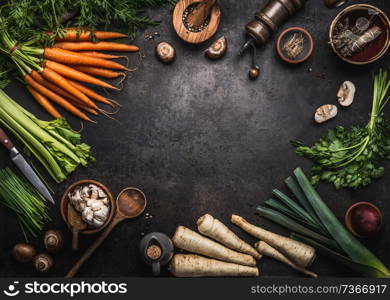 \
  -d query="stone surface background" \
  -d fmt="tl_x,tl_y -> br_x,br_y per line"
0,0 -> 389,277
